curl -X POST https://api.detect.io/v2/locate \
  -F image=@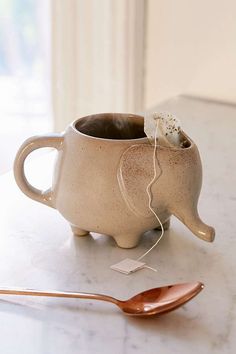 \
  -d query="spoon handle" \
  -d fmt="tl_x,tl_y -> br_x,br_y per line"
0,287 -> 119,305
